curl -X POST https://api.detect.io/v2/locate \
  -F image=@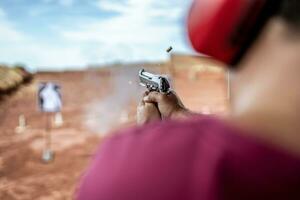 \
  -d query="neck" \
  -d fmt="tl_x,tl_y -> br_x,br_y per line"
230,19 -> 300,155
